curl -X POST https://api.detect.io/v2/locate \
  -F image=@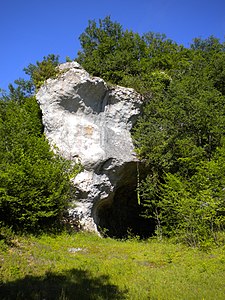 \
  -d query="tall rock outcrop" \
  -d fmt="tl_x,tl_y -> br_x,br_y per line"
36,62 -> 145,236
